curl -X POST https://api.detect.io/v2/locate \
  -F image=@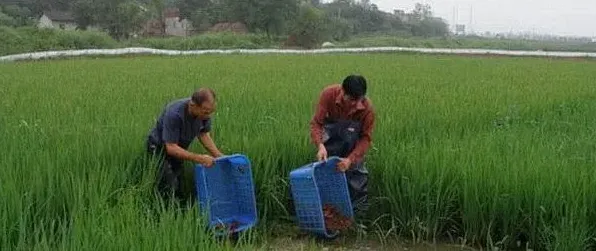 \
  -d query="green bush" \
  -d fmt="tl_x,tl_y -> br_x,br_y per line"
0,12 -> 16,27
0,26 -> 117,56
288,3 -> 326,49
336,35 -> 596,52
130,33 -> 280,50
2,25 -> 595,57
